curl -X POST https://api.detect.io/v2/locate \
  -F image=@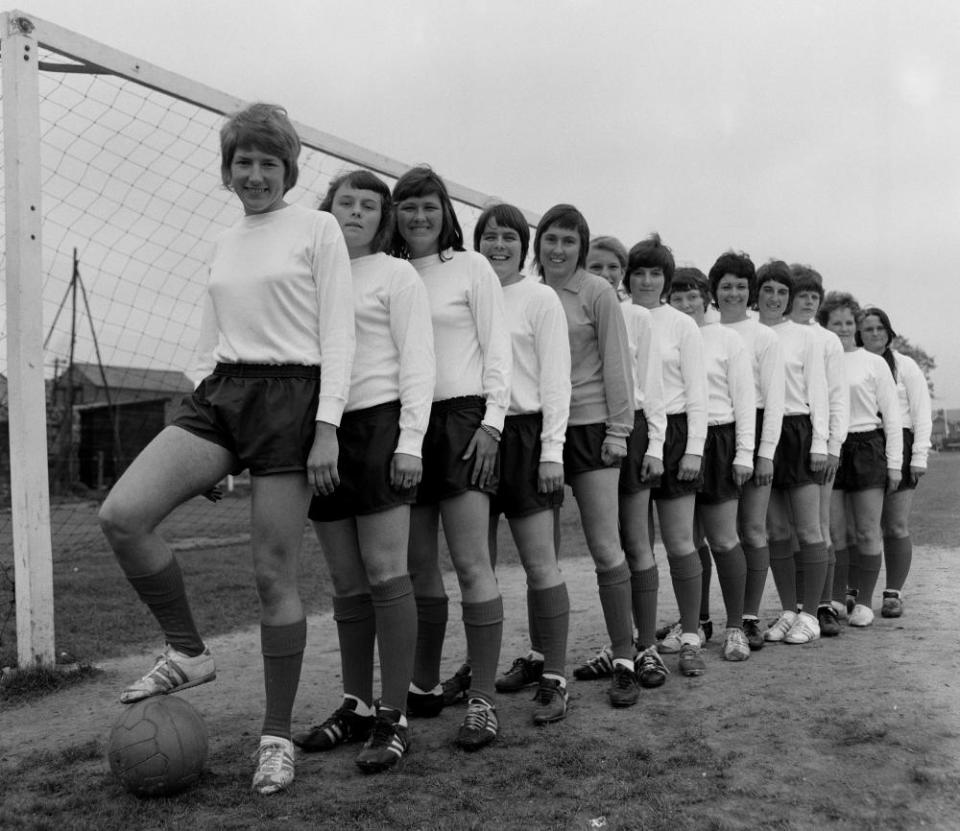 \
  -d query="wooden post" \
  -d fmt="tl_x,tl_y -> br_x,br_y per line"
2,12 -> 56,668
